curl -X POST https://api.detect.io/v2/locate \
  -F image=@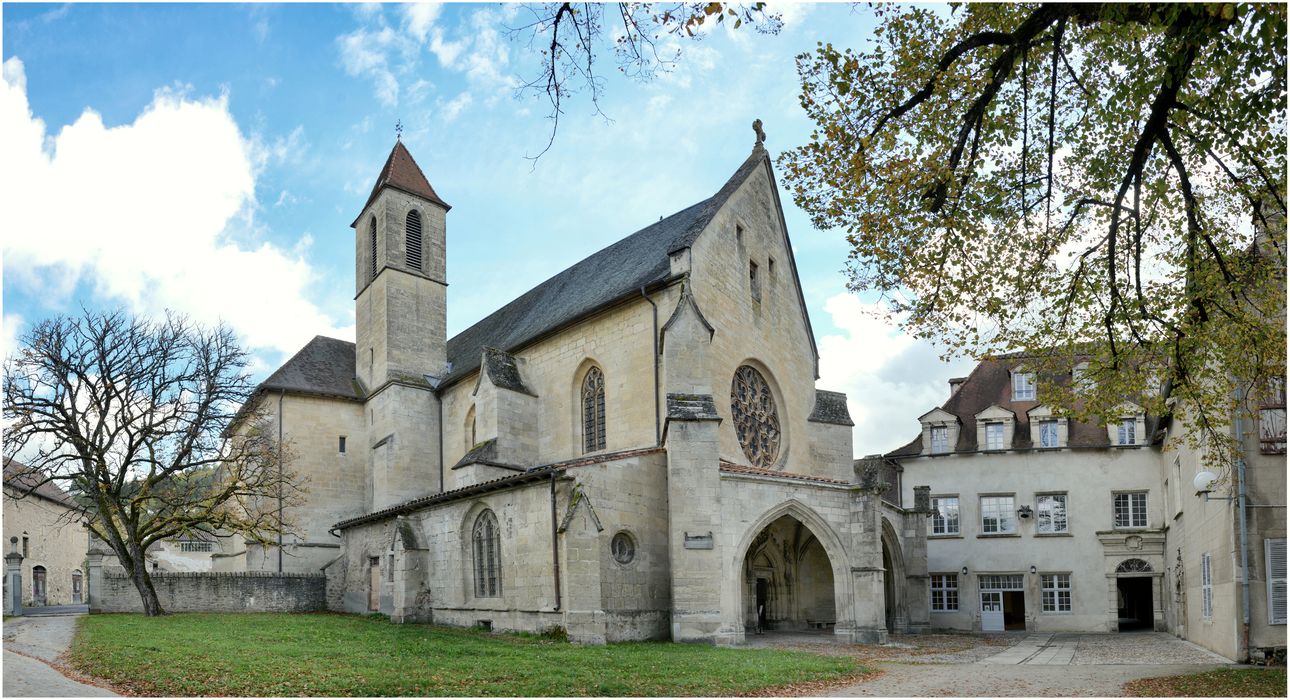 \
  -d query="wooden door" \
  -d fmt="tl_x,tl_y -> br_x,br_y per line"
980,591 -> 1004,631
72,571 -> 83,604
32,566 -> 47,606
